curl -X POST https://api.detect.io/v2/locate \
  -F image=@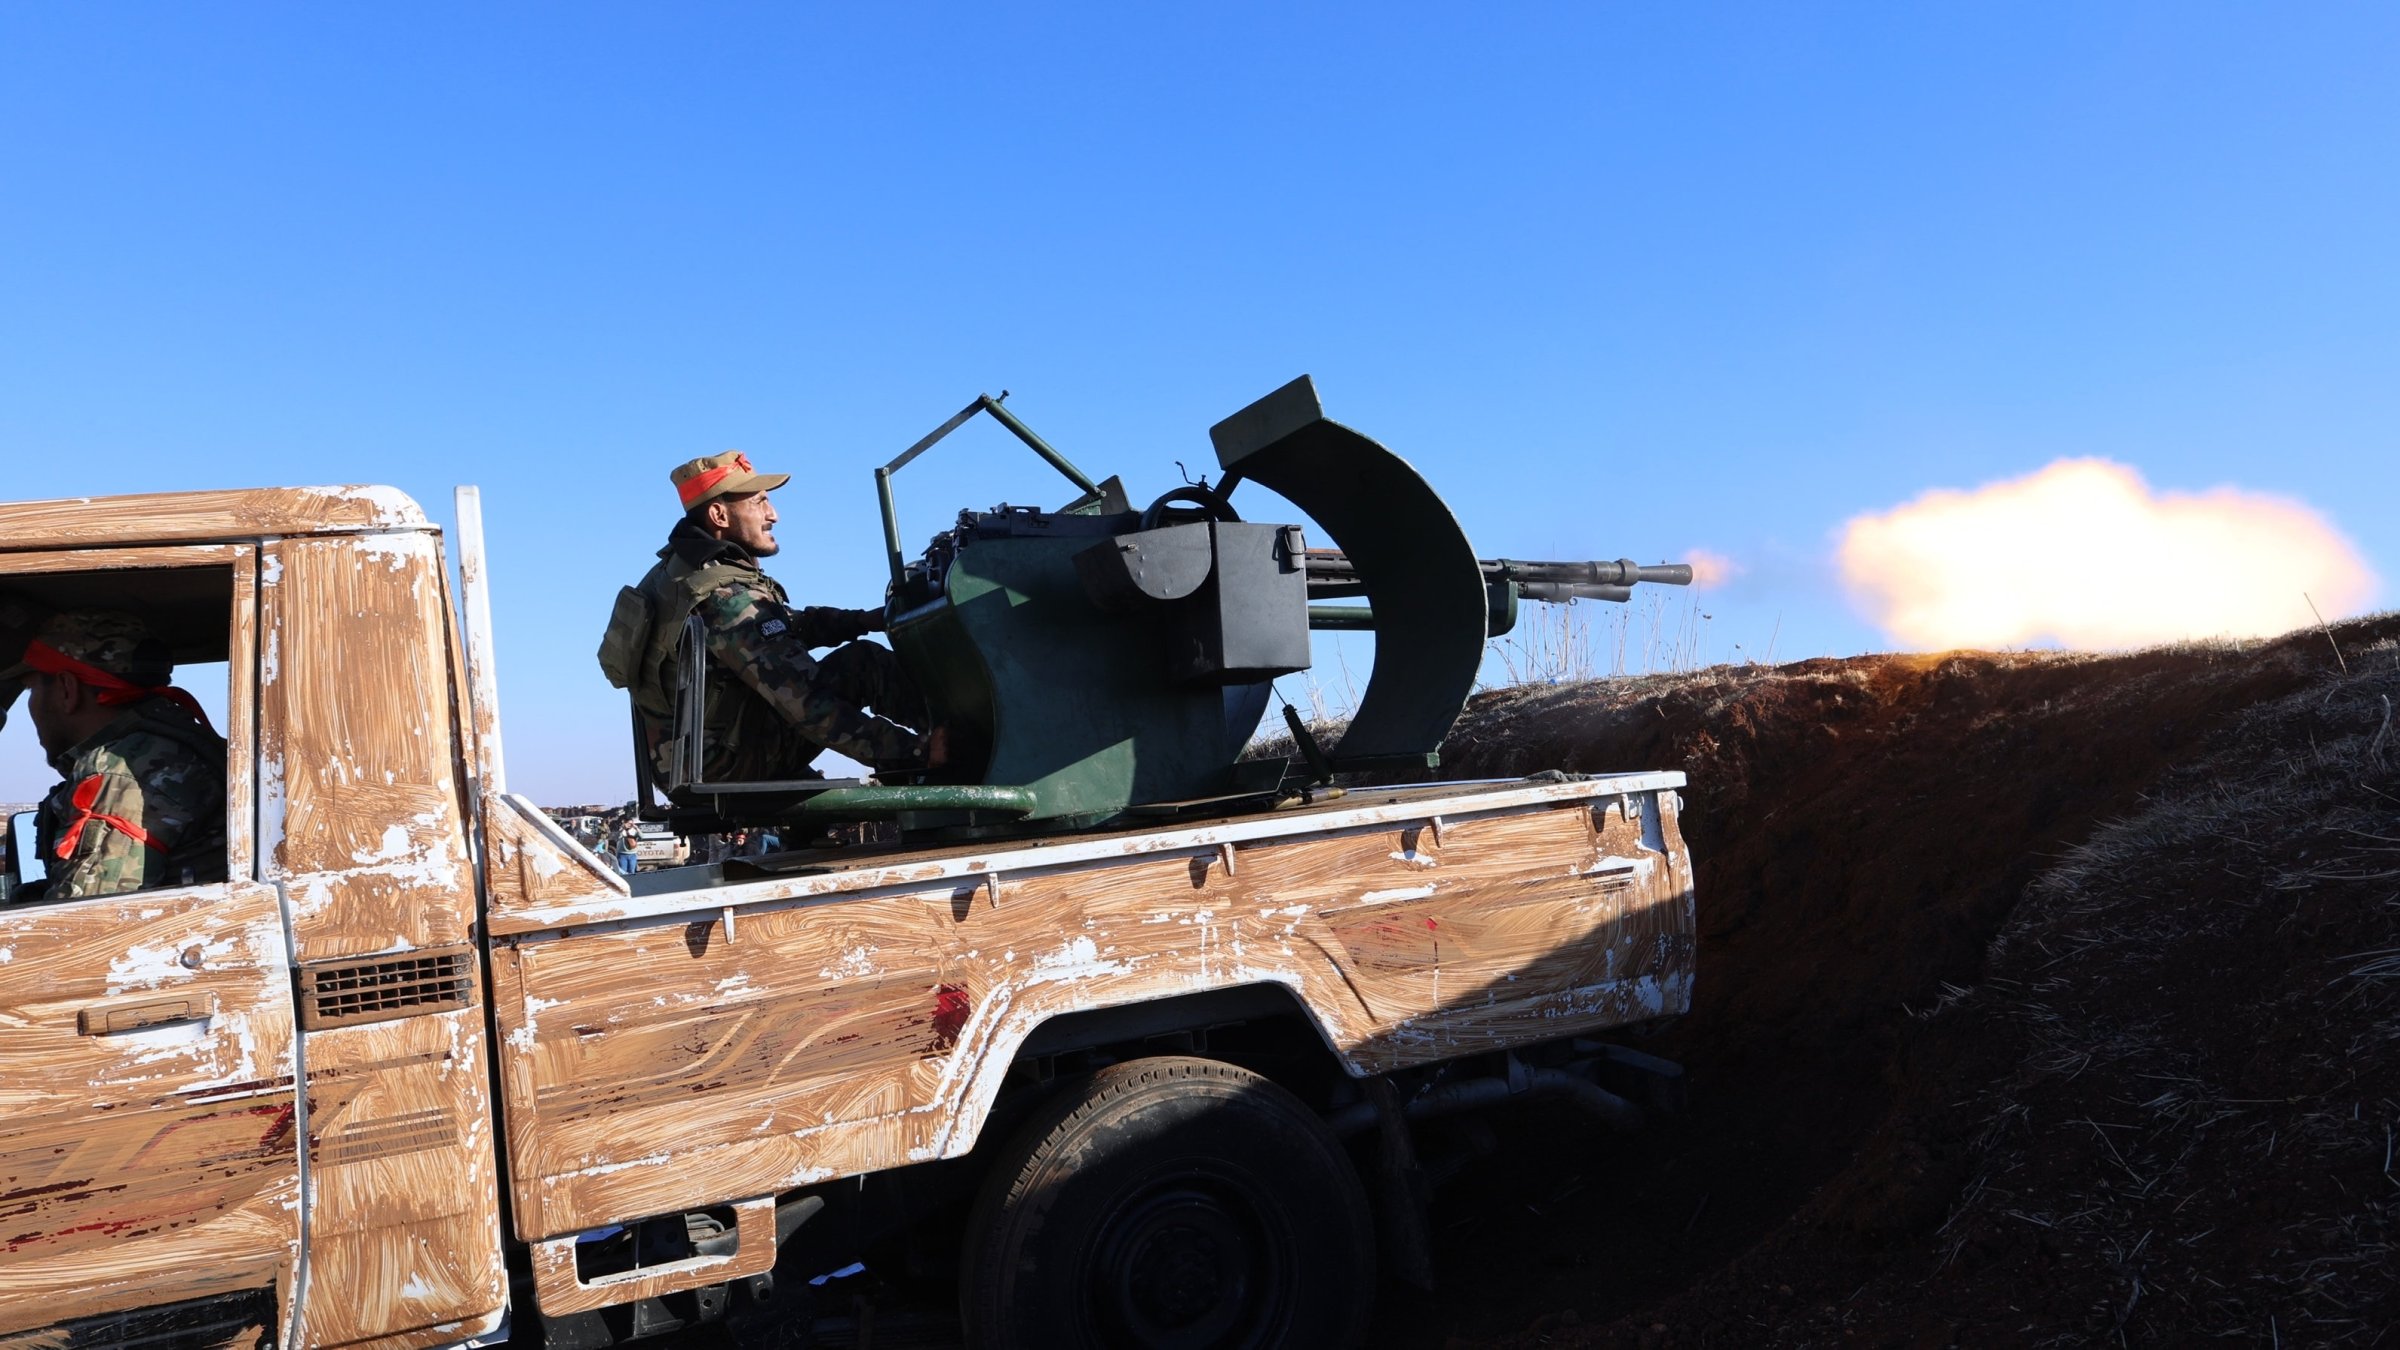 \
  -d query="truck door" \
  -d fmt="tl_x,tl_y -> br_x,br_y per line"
0,545 -> 304,1343
255,529 -> 507,1347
